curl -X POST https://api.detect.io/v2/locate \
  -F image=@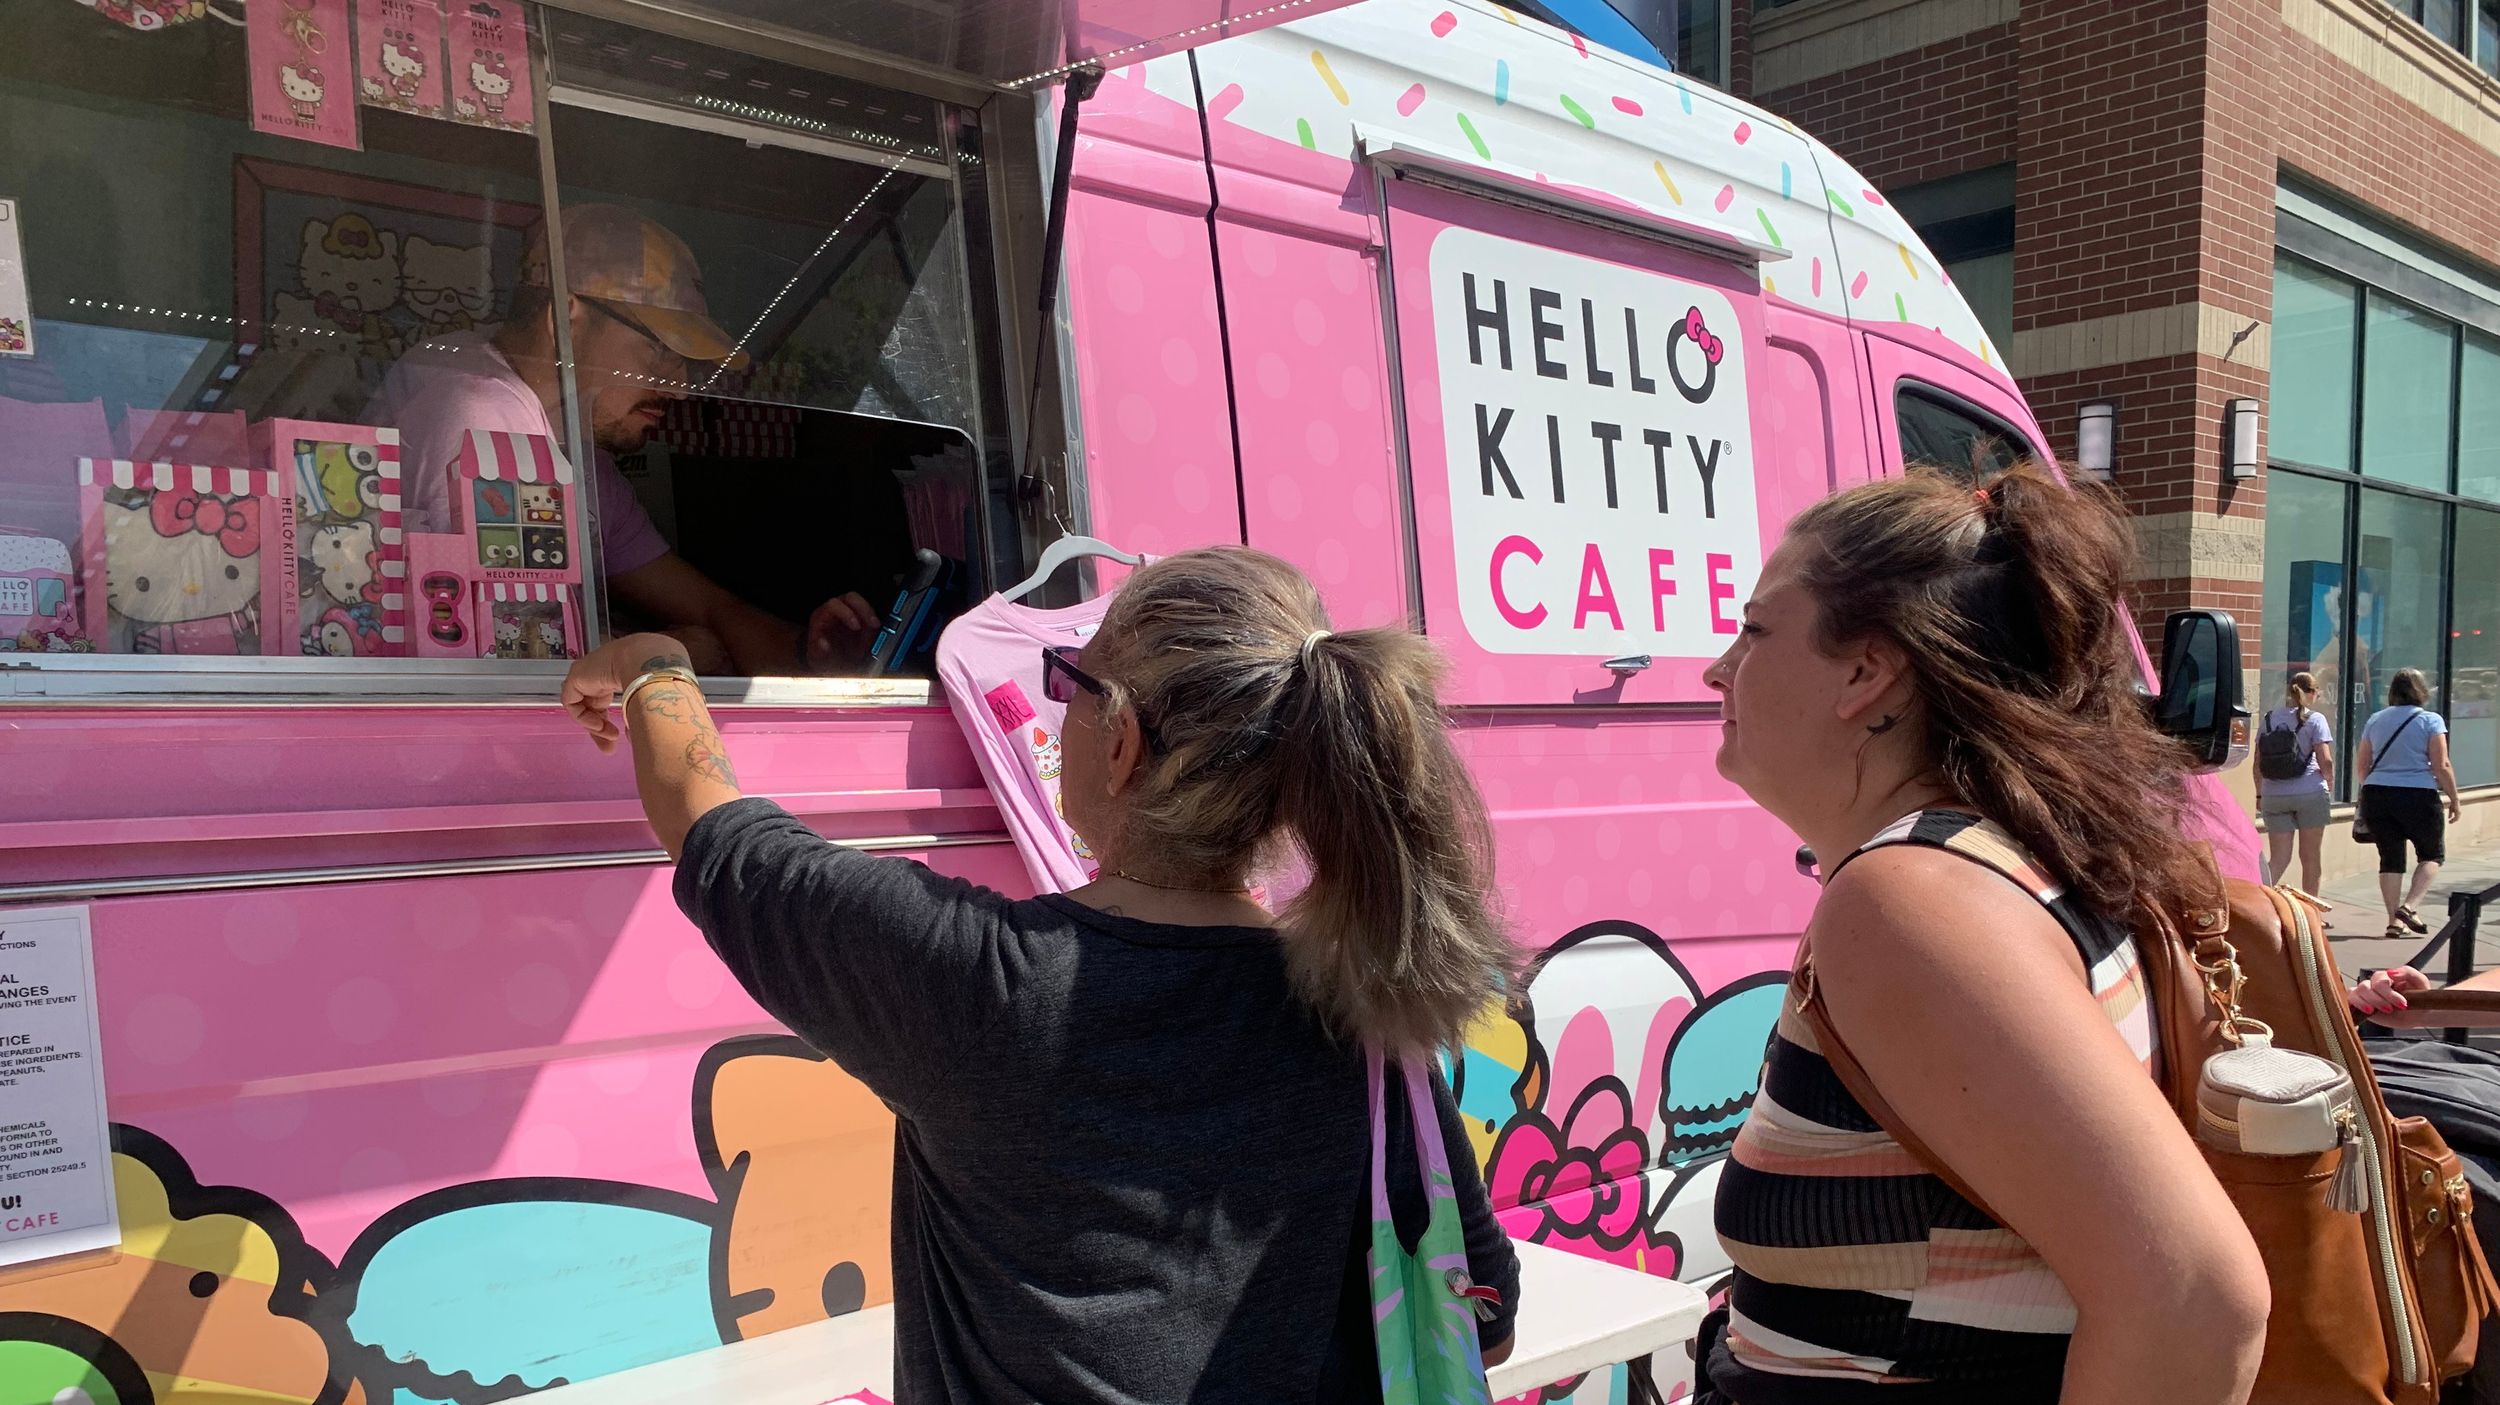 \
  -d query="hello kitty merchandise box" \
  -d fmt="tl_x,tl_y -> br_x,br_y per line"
405,428 -> 581,661
77,459 -> 291,656
258,419 -> 407,658
0,530 -> 86,653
